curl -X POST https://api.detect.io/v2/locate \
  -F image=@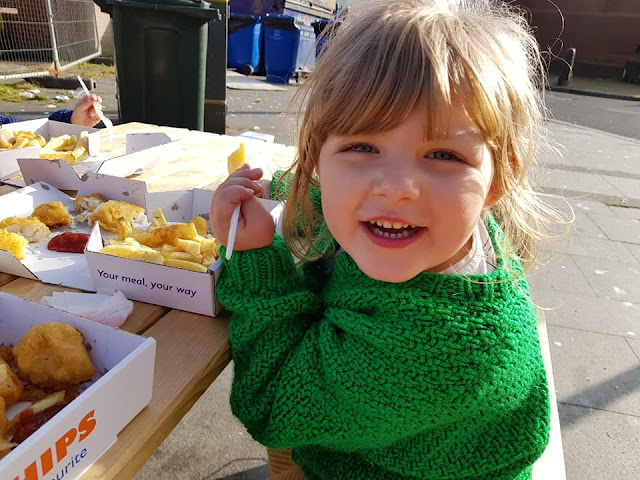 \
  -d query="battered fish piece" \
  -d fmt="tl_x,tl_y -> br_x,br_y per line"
74,193 -> 107,224
13,323 -> 95,390
32,201 -> 73,228
133,222 -> 199,248
190,215 -> 209,236
74,193 -> 107,215
0,216 -> 50,243
0,397 -> 12,461
0,357 -> 23,406
0,397 -> 8,438
0,228 -> 28,260
89,200 -> 146,233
